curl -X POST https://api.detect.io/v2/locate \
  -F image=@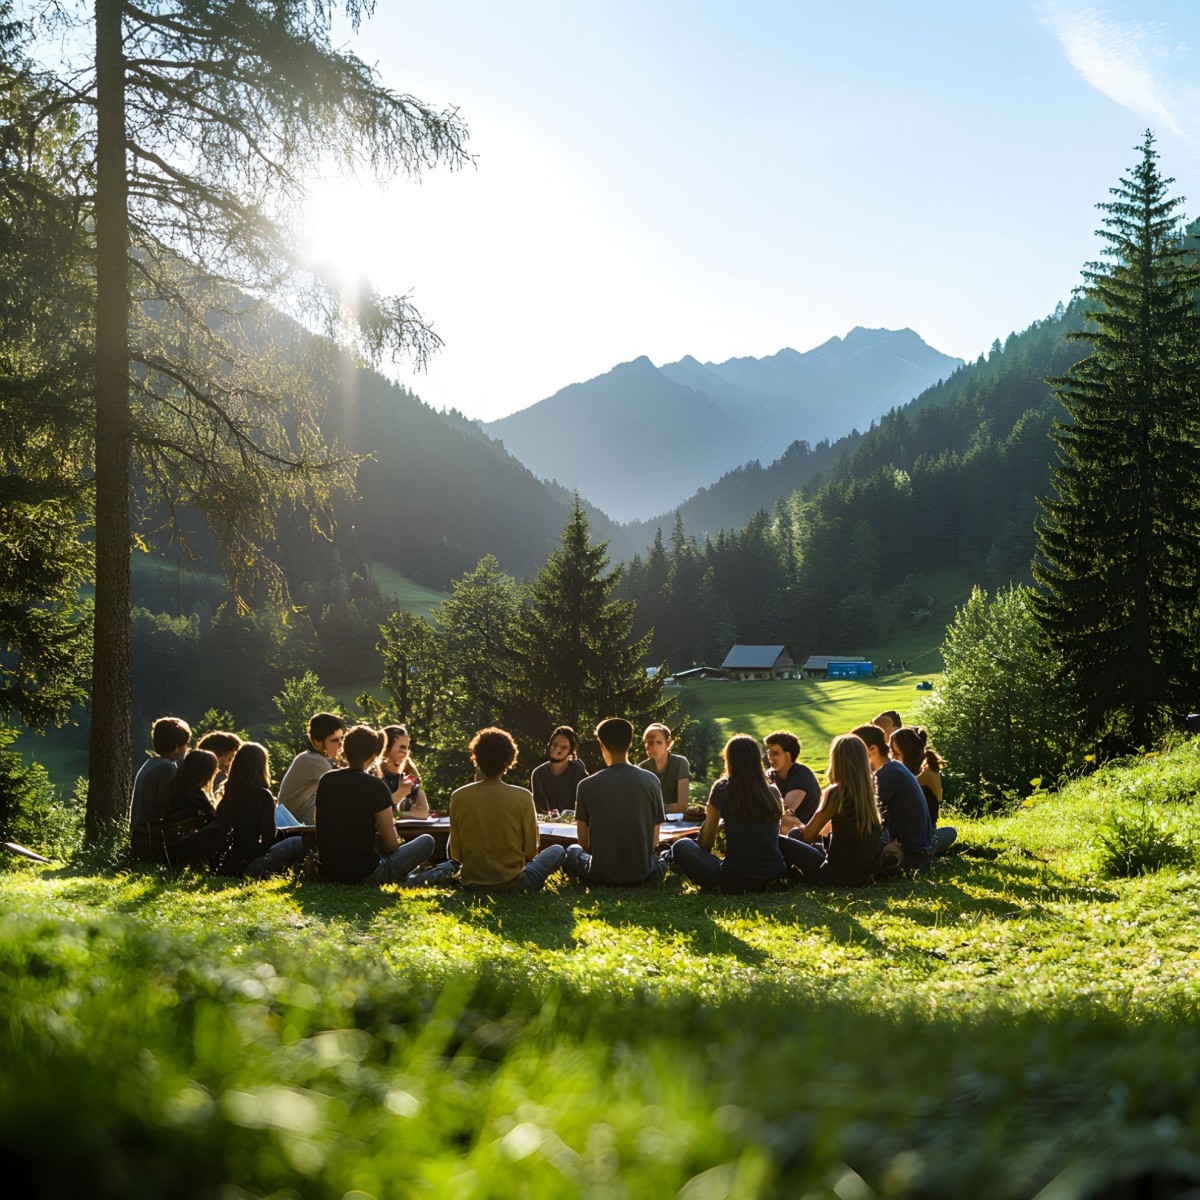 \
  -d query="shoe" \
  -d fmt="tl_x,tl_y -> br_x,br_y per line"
418,859 -> 459,884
